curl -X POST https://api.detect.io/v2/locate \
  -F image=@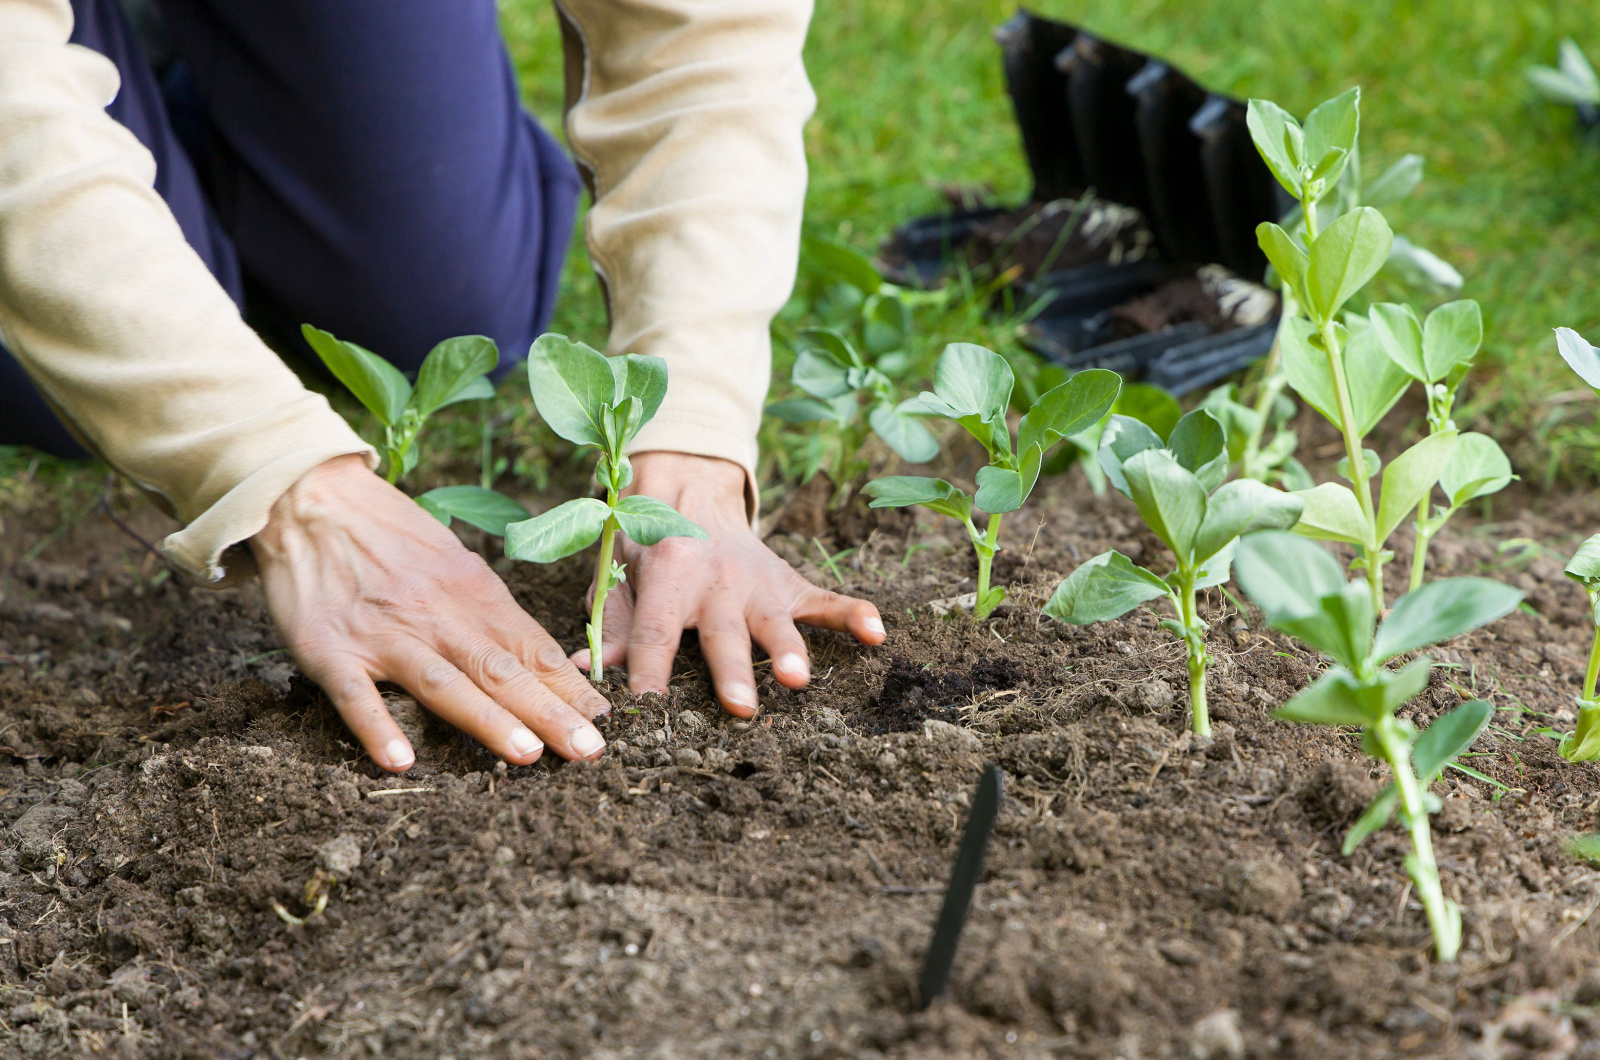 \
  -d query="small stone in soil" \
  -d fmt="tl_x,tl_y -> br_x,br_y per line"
1222,859 -> 1302,921
316,834 -> 362,878
1189,1008 -> 1246,1060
